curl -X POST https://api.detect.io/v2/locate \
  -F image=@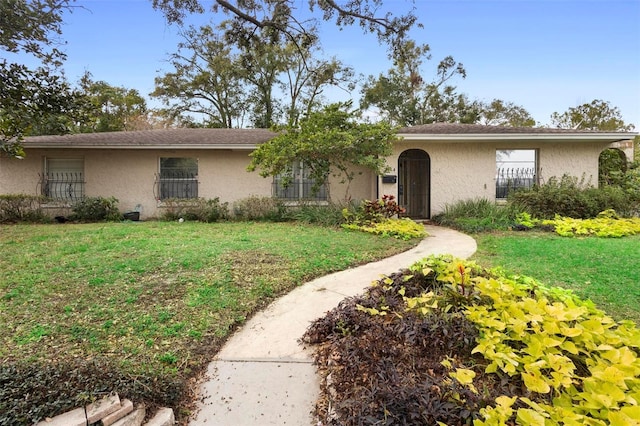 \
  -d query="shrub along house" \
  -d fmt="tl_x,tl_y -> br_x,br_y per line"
0,123 -> 635,219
